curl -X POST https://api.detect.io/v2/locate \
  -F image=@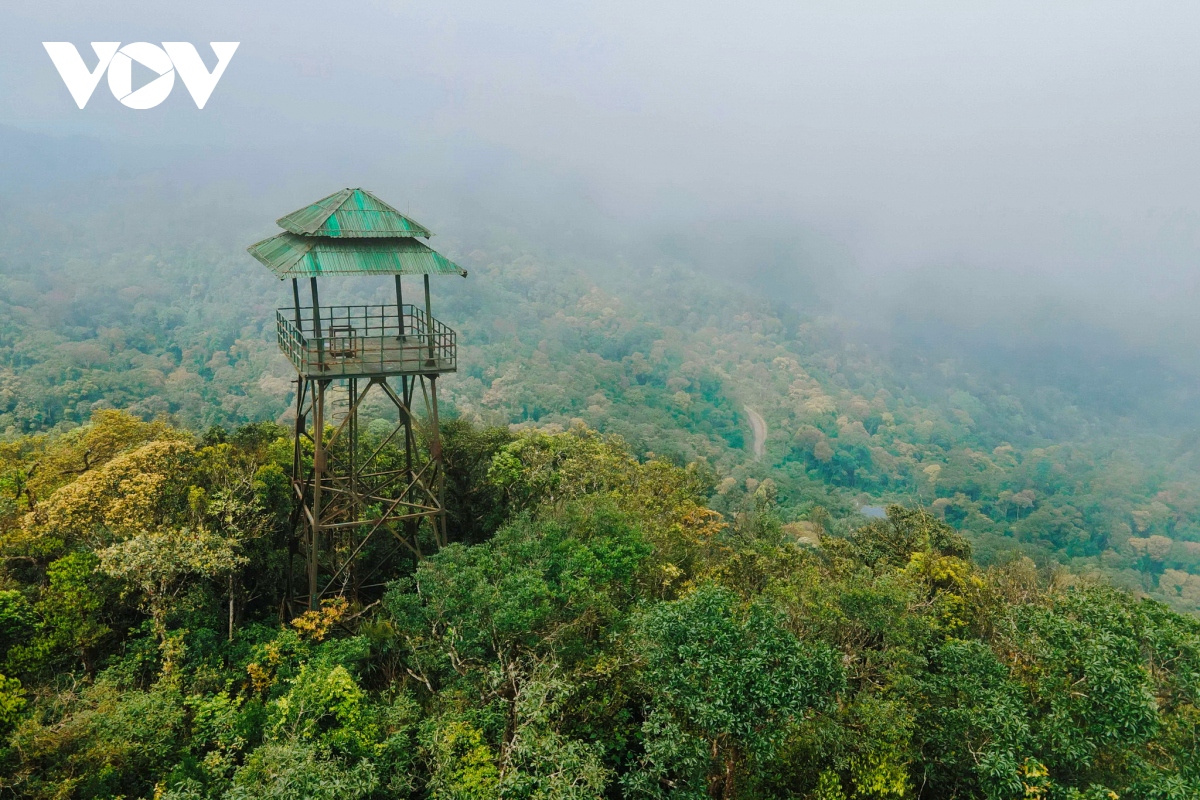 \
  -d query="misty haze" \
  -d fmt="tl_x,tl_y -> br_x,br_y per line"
1,2 -> 1199,798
